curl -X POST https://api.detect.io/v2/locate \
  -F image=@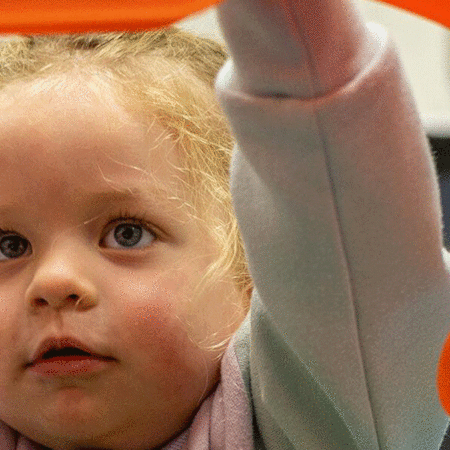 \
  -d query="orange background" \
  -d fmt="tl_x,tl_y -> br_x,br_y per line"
0,0 -> 447,35
0,0 -> 222,34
